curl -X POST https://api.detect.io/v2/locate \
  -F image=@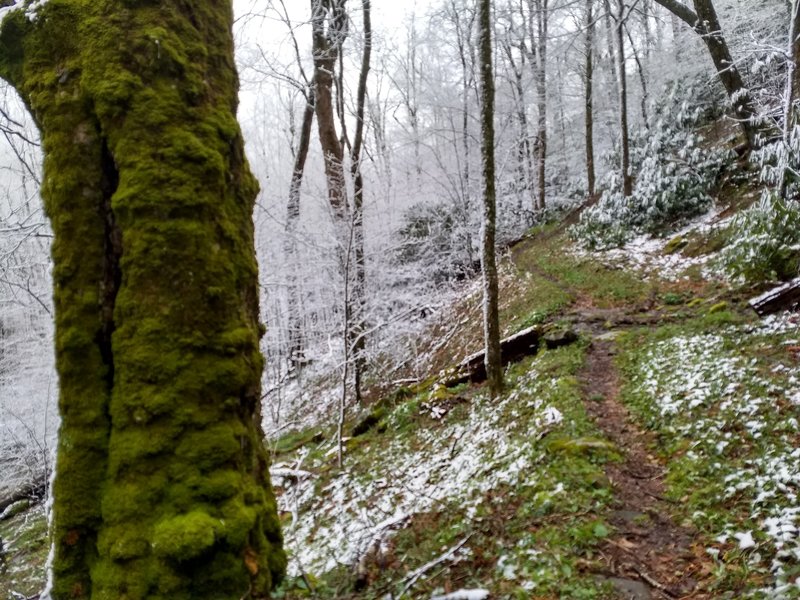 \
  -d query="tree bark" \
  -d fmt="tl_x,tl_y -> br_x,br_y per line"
453,2 -> 476,268
478,0 -> 503,397
652,0 -> 761,149
349,0 -> 371,405
626,25 -> 650,126
0,1 -> 285,598
616,0 -> 633,197
603,0 -> 620,112
781,0 -> 800,196
585,0 -> 597,198
527,0 -> 549,211
285,89 -> 315,368
311,0 -> 349,221
790,0 -> 800,111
